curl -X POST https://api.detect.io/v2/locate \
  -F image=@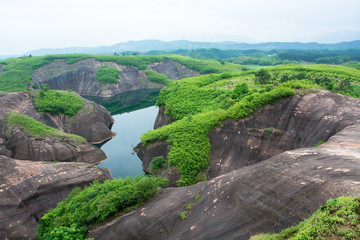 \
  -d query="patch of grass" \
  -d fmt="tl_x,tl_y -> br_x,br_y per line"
144,70 -> 170,84
95,66 -> 120,84
32,87 -> 84,117
4,113 -> 86,143
37,175 -> 168,240
150,156 -> 166,172
264,128 -> 273,135
313,140 -> 325,147
250,197 -> 360,240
